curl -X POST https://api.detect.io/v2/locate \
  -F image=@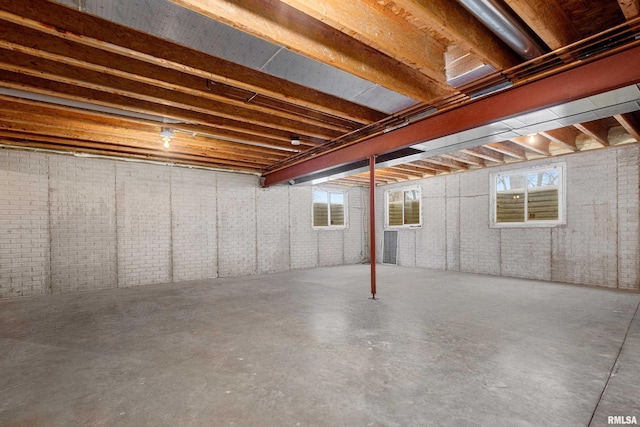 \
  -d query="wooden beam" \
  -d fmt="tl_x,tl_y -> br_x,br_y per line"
504,0 -> 581,50
0,49 -> 348,138
262,44 -> 640,186
441,152 -> 485,167
0,94 -> 306,152
1,140 -> 262,172
0,25 -> 364,132
387,165 -> 426,179
0,0 -> 385,124
461,147 -> 504,163
574,121 -> 610,146
614,113 -> 640,141
412,160 -> 451,173
539,128 -> 578,151
0,134 -> 266,171
388,0 -> 520,70
485,141 -> 527,159
375,168 -> 413,180
424,155 -> 469,171
618,0 -> 640,19
167,0 -> 448,101
0,72 -> 340,142
509,135 -> 551,156
278,0 -> 447,87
